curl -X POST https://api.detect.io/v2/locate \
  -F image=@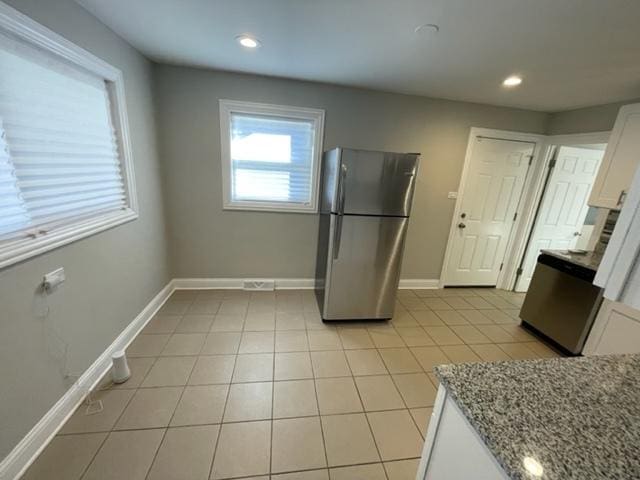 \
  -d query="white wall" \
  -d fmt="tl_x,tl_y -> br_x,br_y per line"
548,98 -> 640,134
0,0 -> 171,459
